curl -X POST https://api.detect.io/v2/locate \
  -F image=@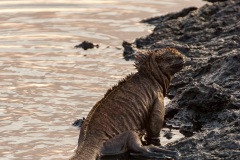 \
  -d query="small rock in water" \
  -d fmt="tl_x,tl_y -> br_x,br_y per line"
75,41 -> 99,50
122,40 -> 135,60
72,117 -> 85,128
163,128 -> 174,139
